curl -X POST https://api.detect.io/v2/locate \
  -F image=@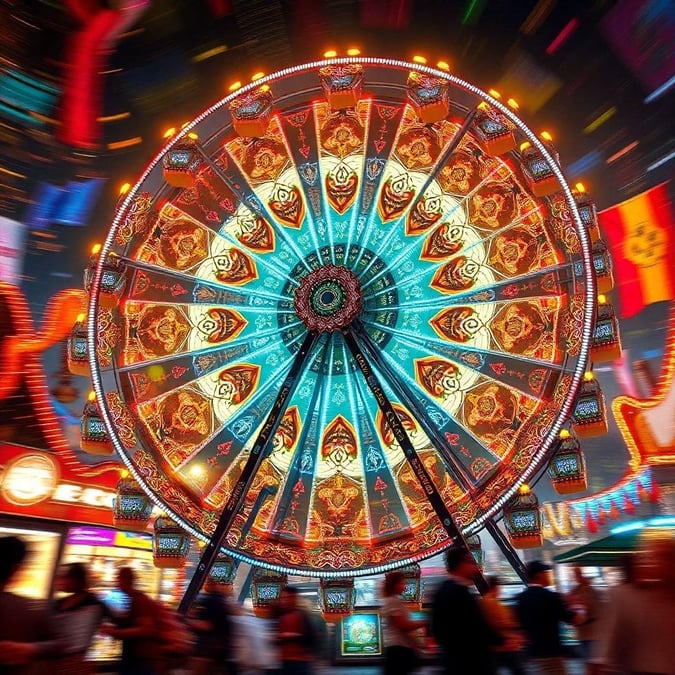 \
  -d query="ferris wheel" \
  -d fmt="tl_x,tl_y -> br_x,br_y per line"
81,57 -> 606,607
